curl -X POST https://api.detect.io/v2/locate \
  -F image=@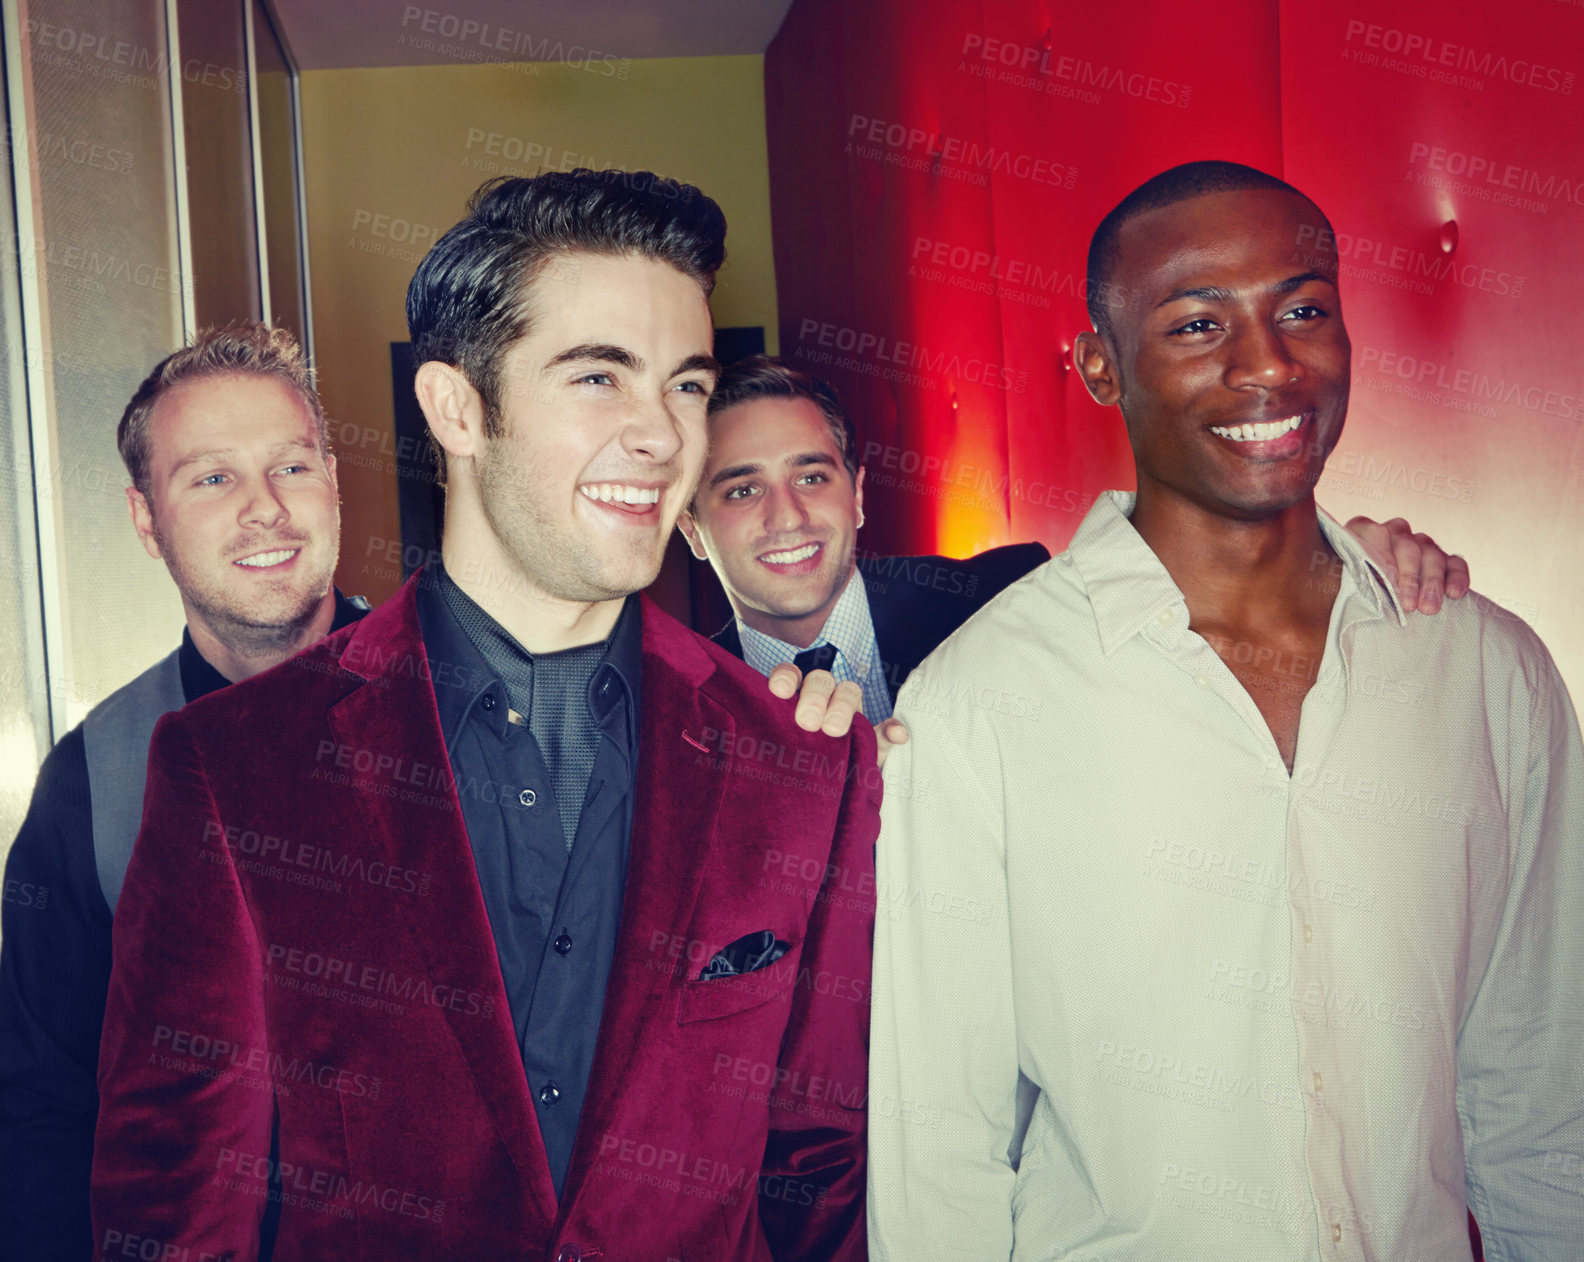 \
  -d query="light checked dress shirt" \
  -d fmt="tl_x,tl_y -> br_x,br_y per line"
738,568 -> 894,721
869,490 -> 1584,1262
